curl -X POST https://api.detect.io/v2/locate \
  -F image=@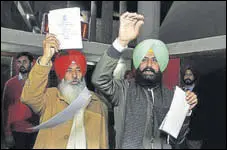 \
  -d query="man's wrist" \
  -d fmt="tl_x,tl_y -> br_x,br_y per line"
117,37 -> 130,48
40,56 -> 51,66
112,38 -> 128,53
